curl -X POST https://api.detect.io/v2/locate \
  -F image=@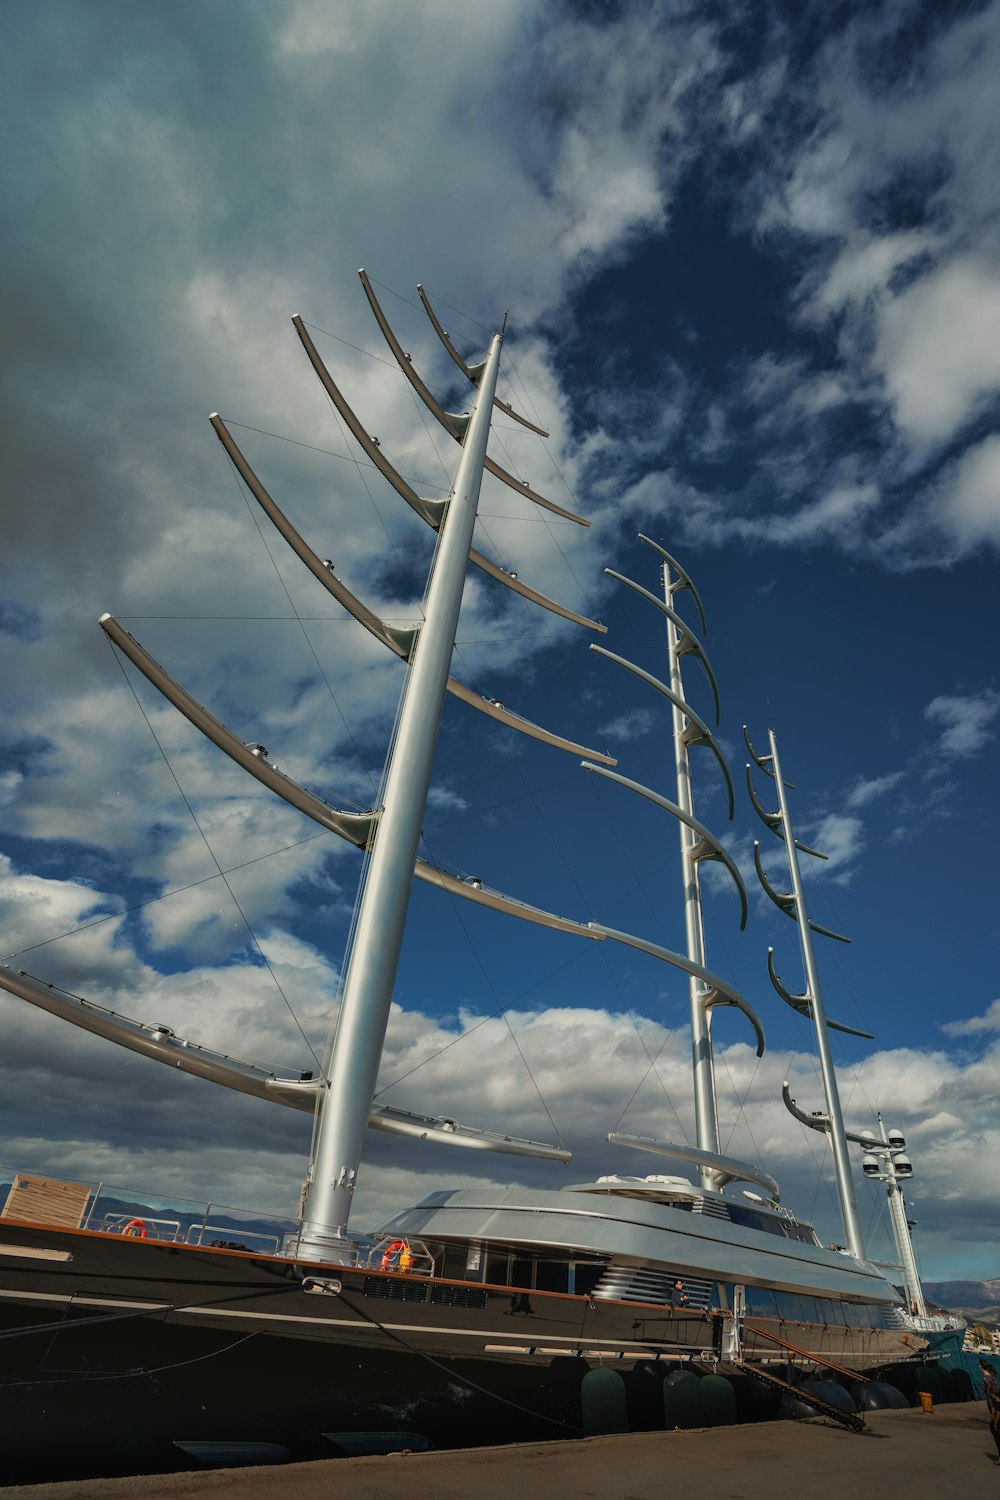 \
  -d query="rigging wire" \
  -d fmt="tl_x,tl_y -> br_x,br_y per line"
590,559 -> 777,1180
319,400 -> 413,580
371,275 -> 492,335
221,450 -> 380,799
374,937 -> 597,1095
1,829 -> 331,965
575,771 -> 690,1139
106,645 -> 322,1072
450,642 -> 689,1140
406,826 -> 570,1151
223,416 -> 450,494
